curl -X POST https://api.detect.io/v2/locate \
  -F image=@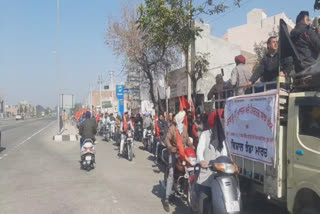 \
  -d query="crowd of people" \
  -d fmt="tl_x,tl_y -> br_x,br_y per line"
208,10 -> 320,108
75,10 -> 320,213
